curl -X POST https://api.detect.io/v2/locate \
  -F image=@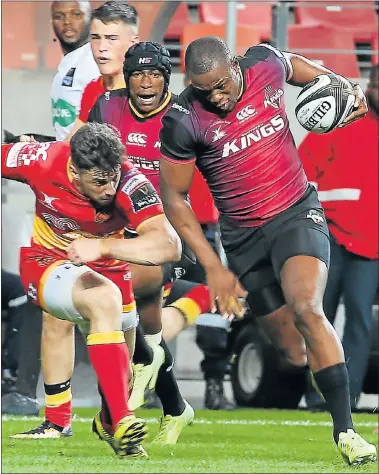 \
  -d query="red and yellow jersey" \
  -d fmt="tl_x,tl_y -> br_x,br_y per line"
78,77 -> 107,123
1,141 -> 164,270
